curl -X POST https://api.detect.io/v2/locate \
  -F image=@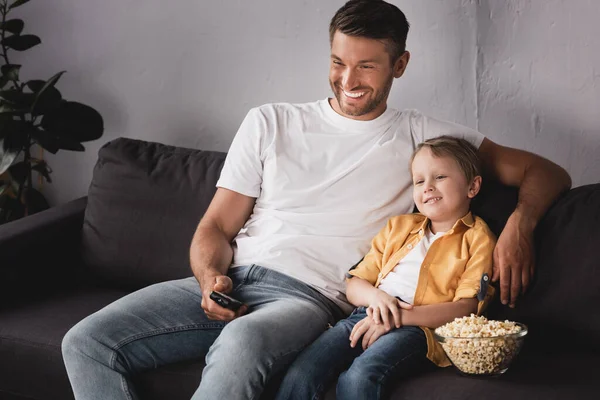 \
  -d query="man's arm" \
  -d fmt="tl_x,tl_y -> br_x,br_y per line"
190,187 -> 256,321
478,137 -> 572,307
